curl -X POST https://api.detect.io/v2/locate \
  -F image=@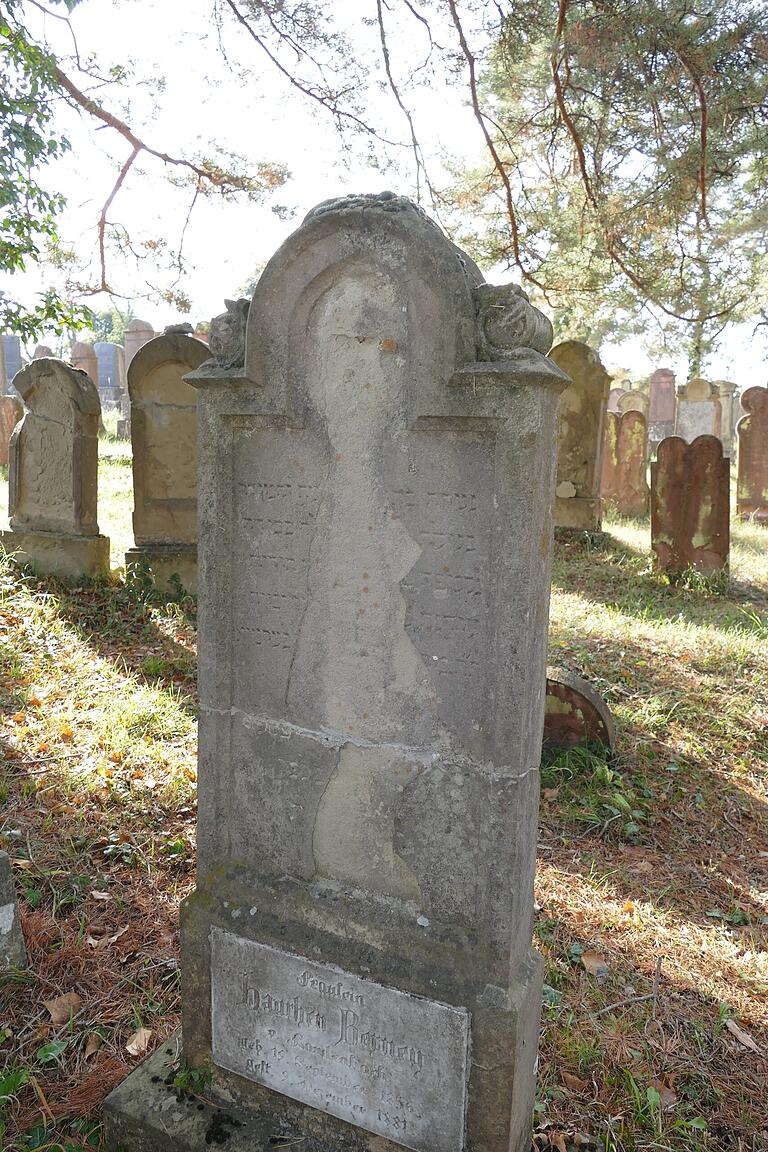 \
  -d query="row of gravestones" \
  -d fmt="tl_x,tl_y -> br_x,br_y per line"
608,371 -> 741,455
1,320 -> 157,414
0,331 -> 208,588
